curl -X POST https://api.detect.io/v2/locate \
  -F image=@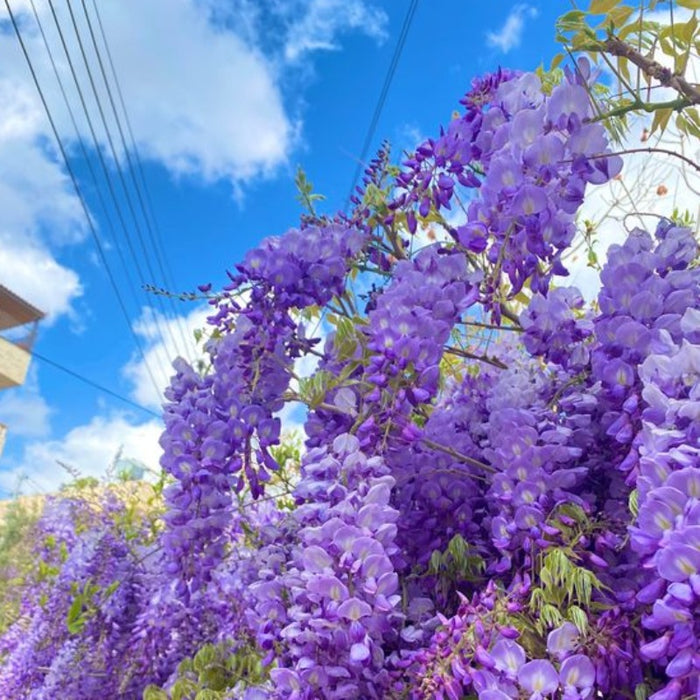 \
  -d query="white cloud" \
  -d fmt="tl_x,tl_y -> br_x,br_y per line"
0,232 -> 82,321
0,368 -> 51,439
87,0 -> 294,184
282,0 -> 387,62
0,413 -> 162,494
123,305 -> 212,411
0,77 -> 85,322
0,0 -> 295,185
486,4 -> 538,54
